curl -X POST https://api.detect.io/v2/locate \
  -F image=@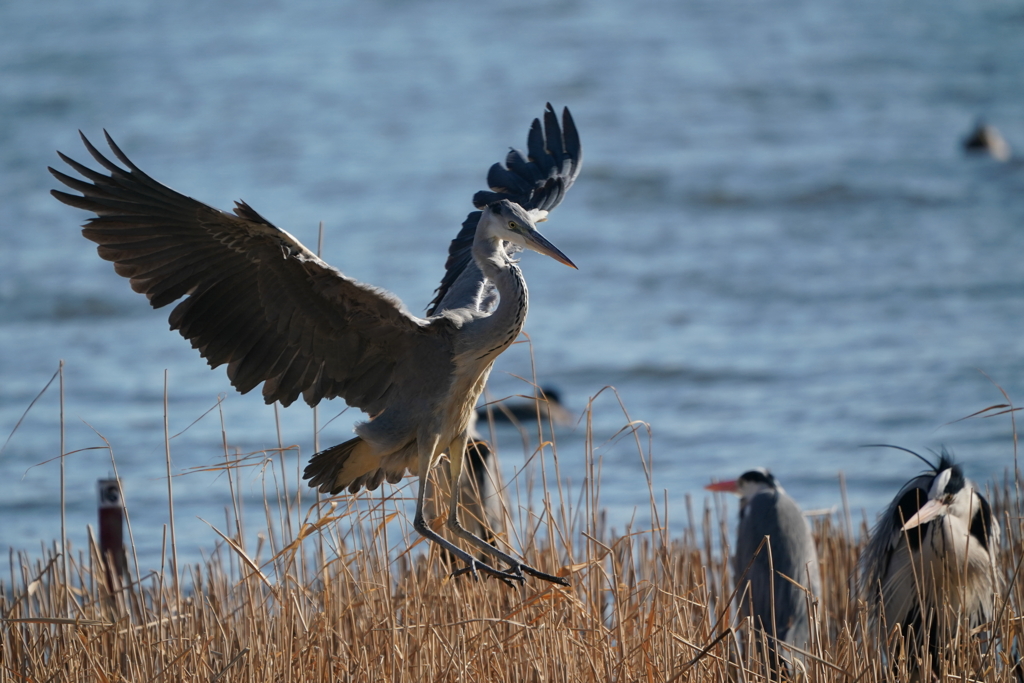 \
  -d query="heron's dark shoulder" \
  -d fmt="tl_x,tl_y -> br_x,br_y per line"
878,475 -> 934,553
969,491 -> 994,551
742,489 -> 806,533
735,489 -> 814,583
740,488 -> 780,516
738,489 -> 788,538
